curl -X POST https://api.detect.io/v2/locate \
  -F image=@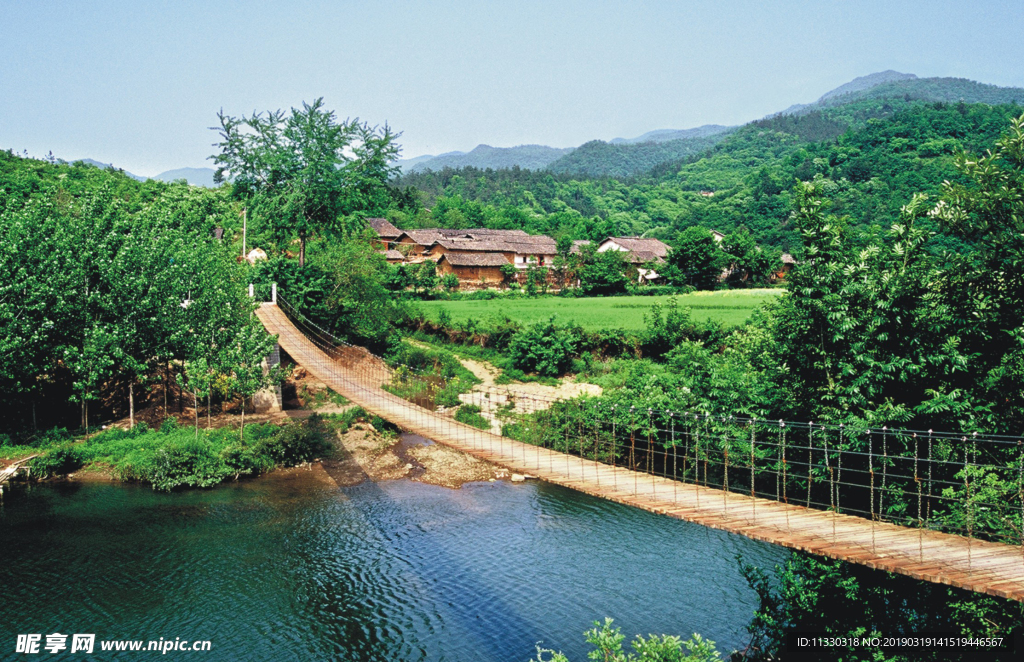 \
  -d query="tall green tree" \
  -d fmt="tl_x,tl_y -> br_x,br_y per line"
668,226 -> 726,290
212,98 -> 401,267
